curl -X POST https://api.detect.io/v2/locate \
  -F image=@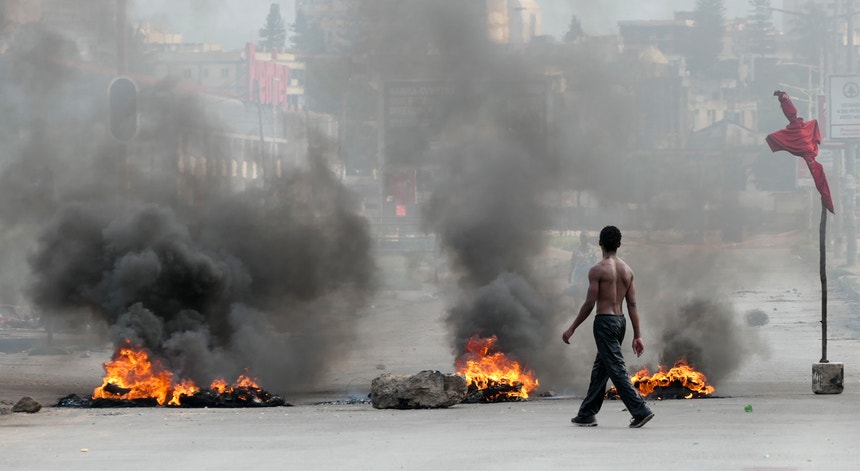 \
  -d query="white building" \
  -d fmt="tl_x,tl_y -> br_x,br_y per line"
508,0 -> 542,44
